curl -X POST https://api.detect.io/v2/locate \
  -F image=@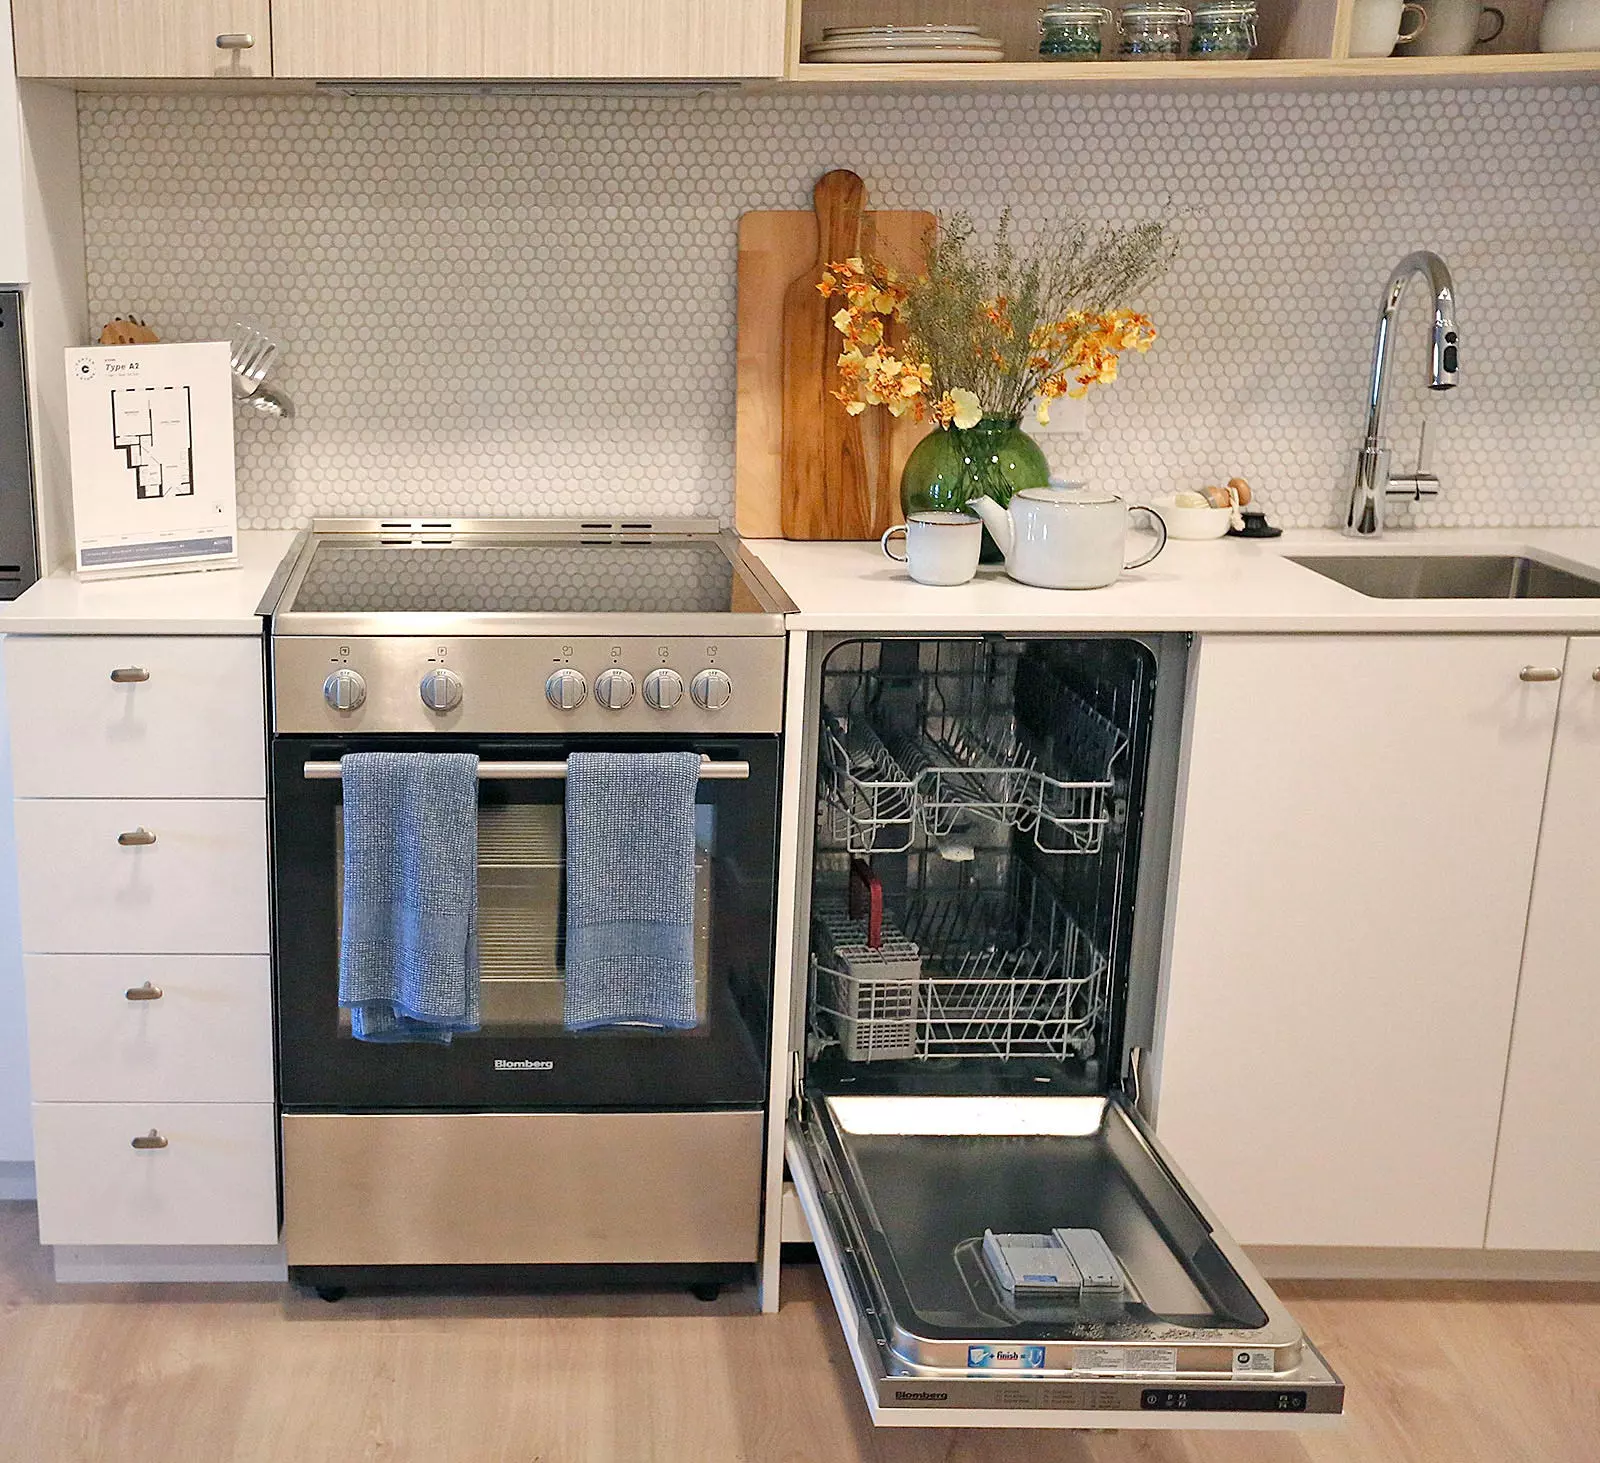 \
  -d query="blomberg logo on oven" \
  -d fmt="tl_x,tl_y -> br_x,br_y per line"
494,1059 -> 554,1072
